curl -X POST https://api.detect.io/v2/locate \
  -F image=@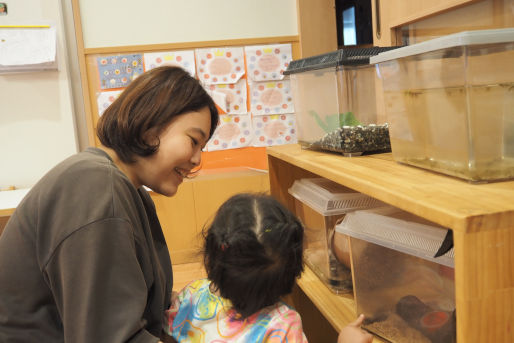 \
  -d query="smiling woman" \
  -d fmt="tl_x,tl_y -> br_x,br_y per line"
0,66 -> 219,342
